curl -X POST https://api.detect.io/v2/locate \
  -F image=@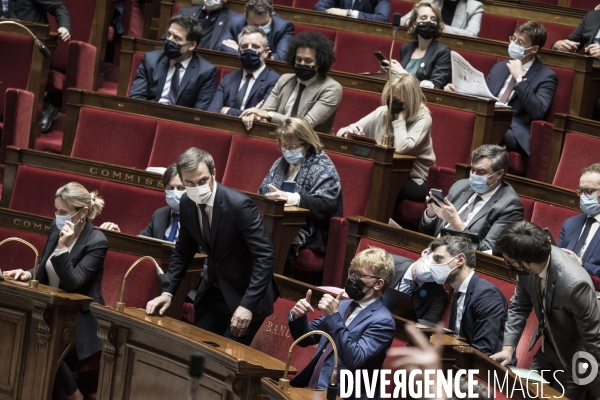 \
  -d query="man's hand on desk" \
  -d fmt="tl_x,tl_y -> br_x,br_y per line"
325,8 -> 348,16
146,293 -> 172,315
230,306 -> 252,337
3,269 -> 31,282
240,107 -> 269,130
100,222 -> 121,232
490,345 -> 514,366
443,83 -> 458,93
553,39 -> 579,53
586,44 -> 600,59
